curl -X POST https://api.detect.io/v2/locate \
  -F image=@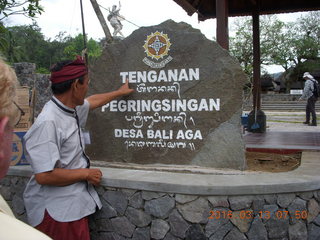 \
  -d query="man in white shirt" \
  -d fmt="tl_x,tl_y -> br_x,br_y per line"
23,56 -> 133,240
0,58 -> 52,240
